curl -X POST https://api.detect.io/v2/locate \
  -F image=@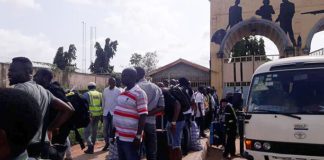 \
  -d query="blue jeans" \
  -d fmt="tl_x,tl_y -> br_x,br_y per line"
166,121 -> 185,149
117,139 -> 140,160
103,113 -> 113,143
84,116 -> 100,146
144,123 -> 157,160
